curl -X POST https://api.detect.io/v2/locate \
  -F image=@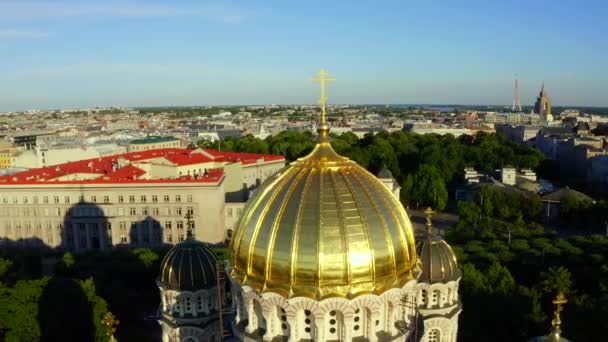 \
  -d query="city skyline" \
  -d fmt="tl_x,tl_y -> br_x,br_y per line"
1,0 -> 607,111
